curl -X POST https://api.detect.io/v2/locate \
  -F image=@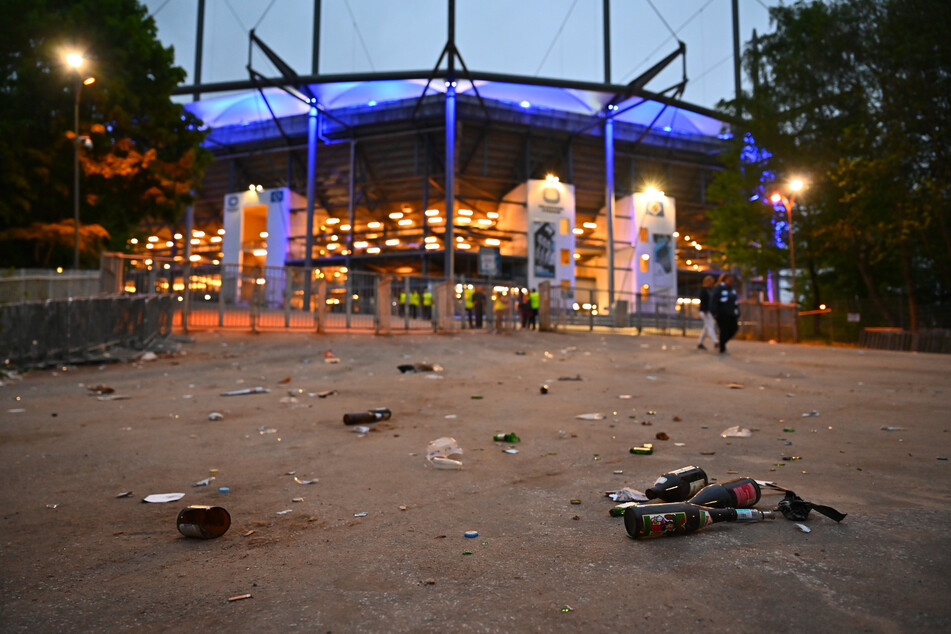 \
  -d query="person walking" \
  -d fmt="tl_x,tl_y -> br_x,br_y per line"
710,274 -> 739,354
697,275 -> 719,351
